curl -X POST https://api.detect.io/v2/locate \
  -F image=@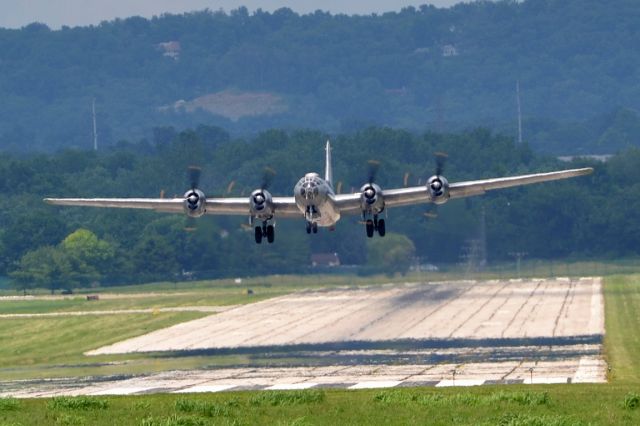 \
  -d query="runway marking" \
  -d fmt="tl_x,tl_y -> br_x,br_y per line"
436,379 -> 485,387
530,377 -> 569,385
349,381 -> 402,389
90,387 -> 152,395
175,385 -> 237,393
266,383 -> 319,390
